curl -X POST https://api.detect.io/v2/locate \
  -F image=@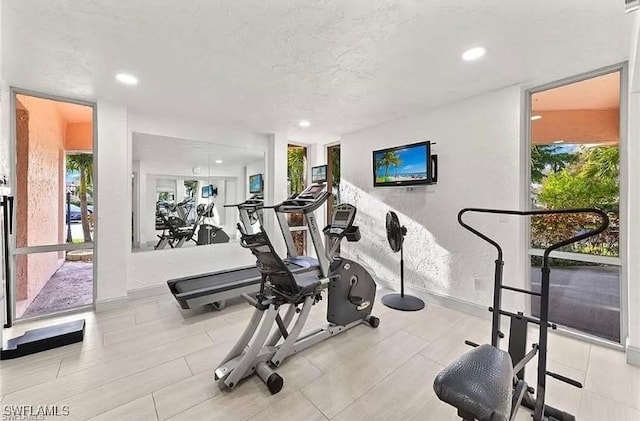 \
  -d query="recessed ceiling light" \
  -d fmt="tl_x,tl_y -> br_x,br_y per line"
115,73 -> 138,85
299,120 -> 311,128
462,47 -> 486,61
215,160 -> 223,164
553,140 -> 565,144
531,115 -> 542,121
